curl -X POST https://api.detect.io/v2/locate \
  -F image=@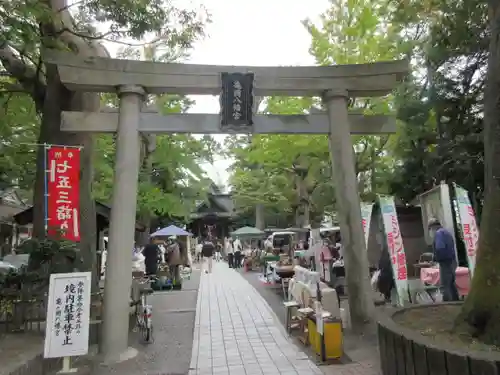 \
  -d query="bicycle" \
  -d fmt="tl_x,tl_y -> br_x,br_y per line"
133,275 -> 156,343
